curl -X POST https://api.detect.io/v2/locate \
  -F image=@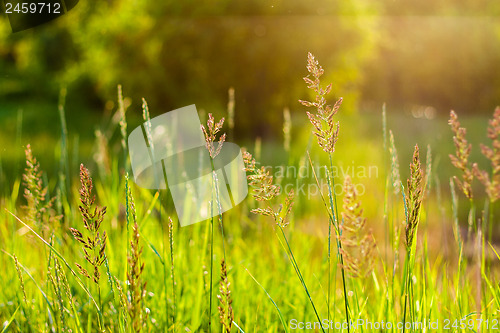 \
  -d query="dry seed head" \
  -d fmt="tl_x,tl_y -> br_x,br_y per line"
22,144 -> 46,223
118,84 -> 128,151
141,98 -> 153,146
168,217 -> 175,267
405,145 -> 424,250
168,216 -> 176,315
14,254 -> 27,304
201,113 -> 227,158
55,258 -> 74,308
244,150 -> 294,227
339,176 -> 376,278
388,130 -> 402,195
75,263 -> 90,279
243,151 -> 280,202
278,190 -> 295,227
72,164 -> 107,284
128,220 -> 147,331
299,52 -> 342,153
47,261 -> 65,329
114,277 -> 129,325
217,259 -> 234,333
472,107 -> 500,202
22,144 -> 59,237
448,110 -> 474,199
